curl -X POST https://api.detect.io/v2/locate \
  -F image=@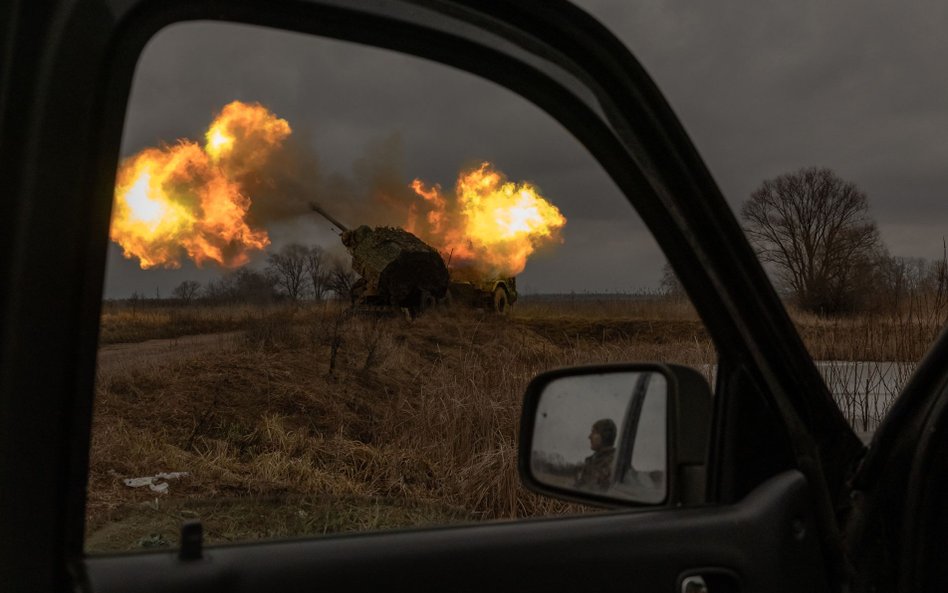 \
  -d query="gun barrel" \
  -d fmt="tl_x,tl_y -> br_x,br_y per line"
309,202 -> 350,234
